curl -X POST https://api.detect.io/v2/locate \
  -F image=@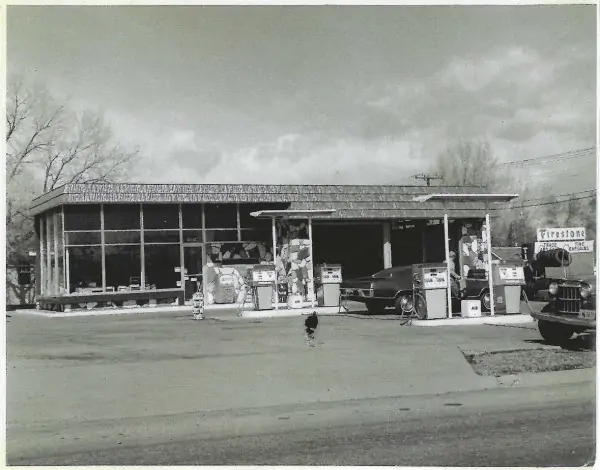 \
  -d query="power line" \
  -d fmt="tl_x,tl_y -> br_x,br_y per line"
497,147 -> 596,168
514,189 -> 597,203
495,194 -> 596,210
